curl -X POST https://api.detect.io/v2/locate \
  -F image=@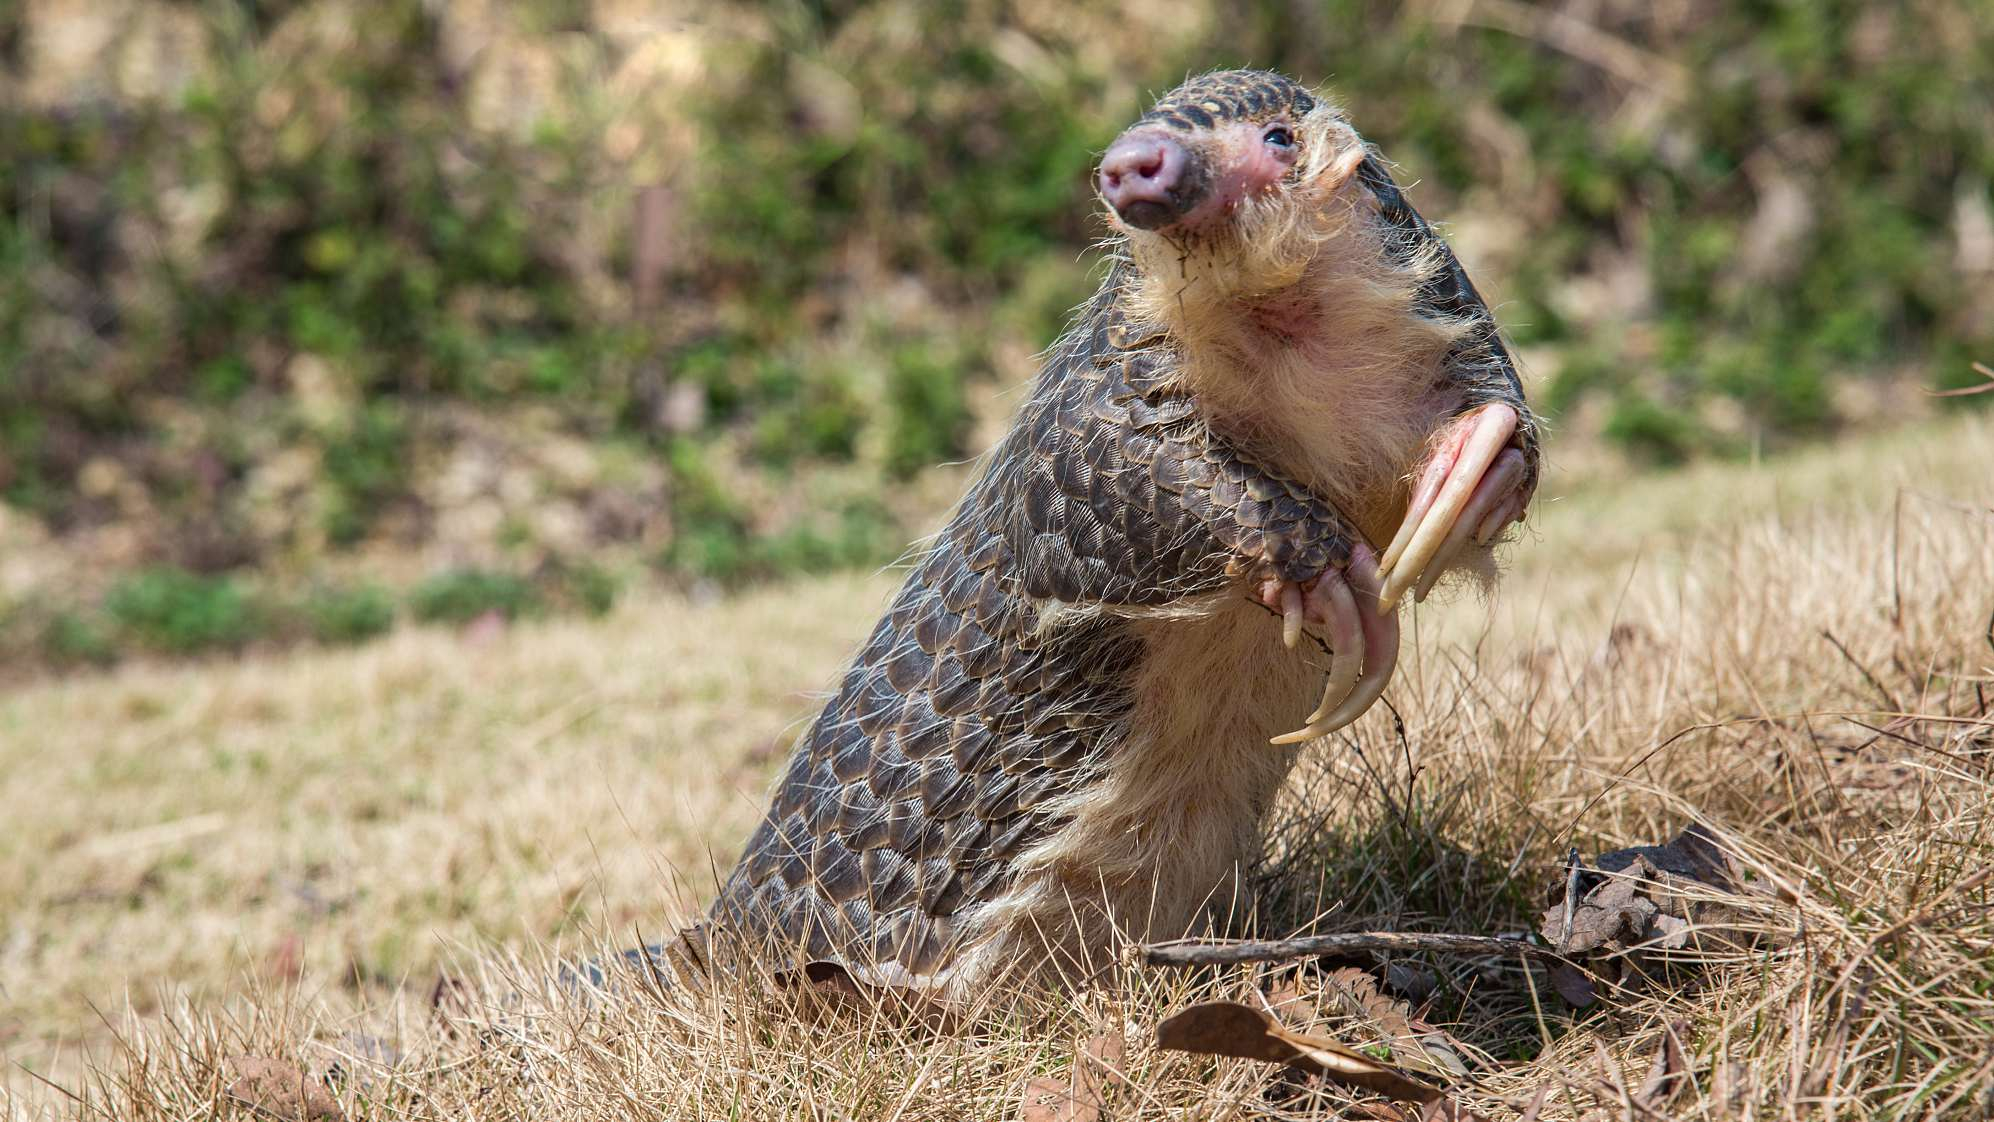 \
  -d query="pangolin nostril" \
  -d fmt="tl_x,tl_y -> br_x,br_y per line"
1098,132 -> 1199,229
